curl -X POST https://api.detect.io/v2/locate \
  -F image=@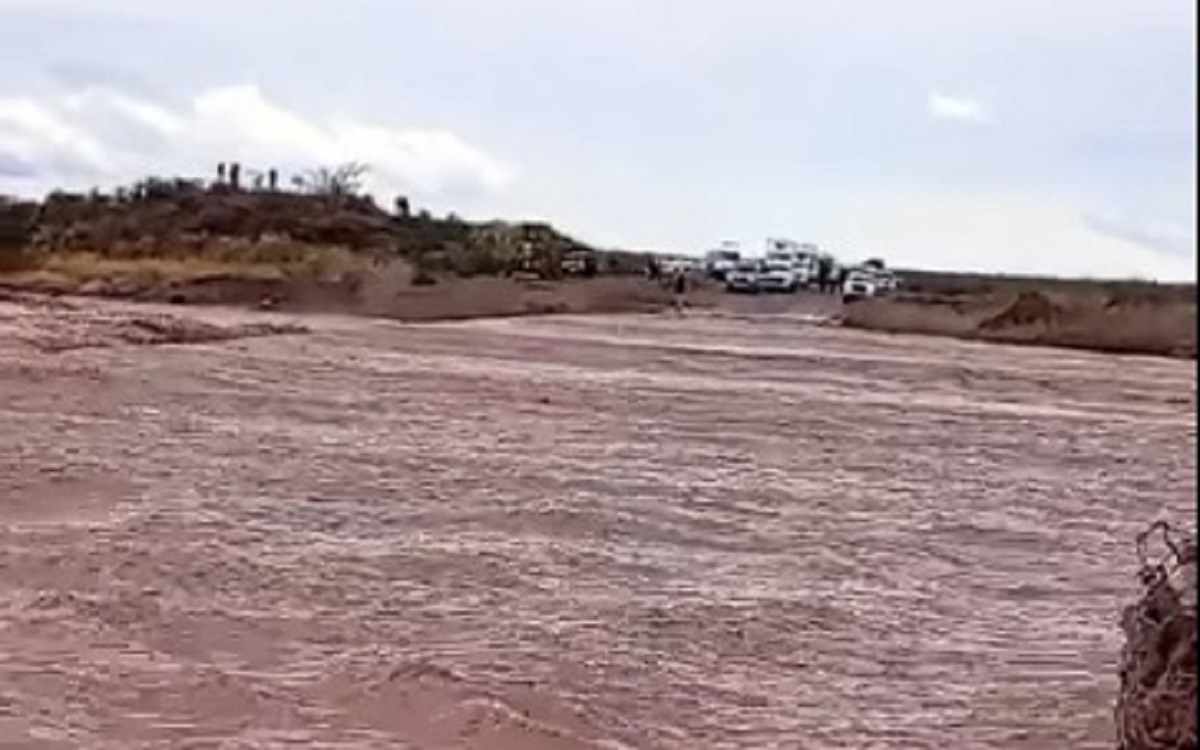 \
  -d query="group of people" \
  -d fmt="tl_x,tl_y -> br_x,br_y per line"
214,162 -> 280,192
812,256 -> 841,294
